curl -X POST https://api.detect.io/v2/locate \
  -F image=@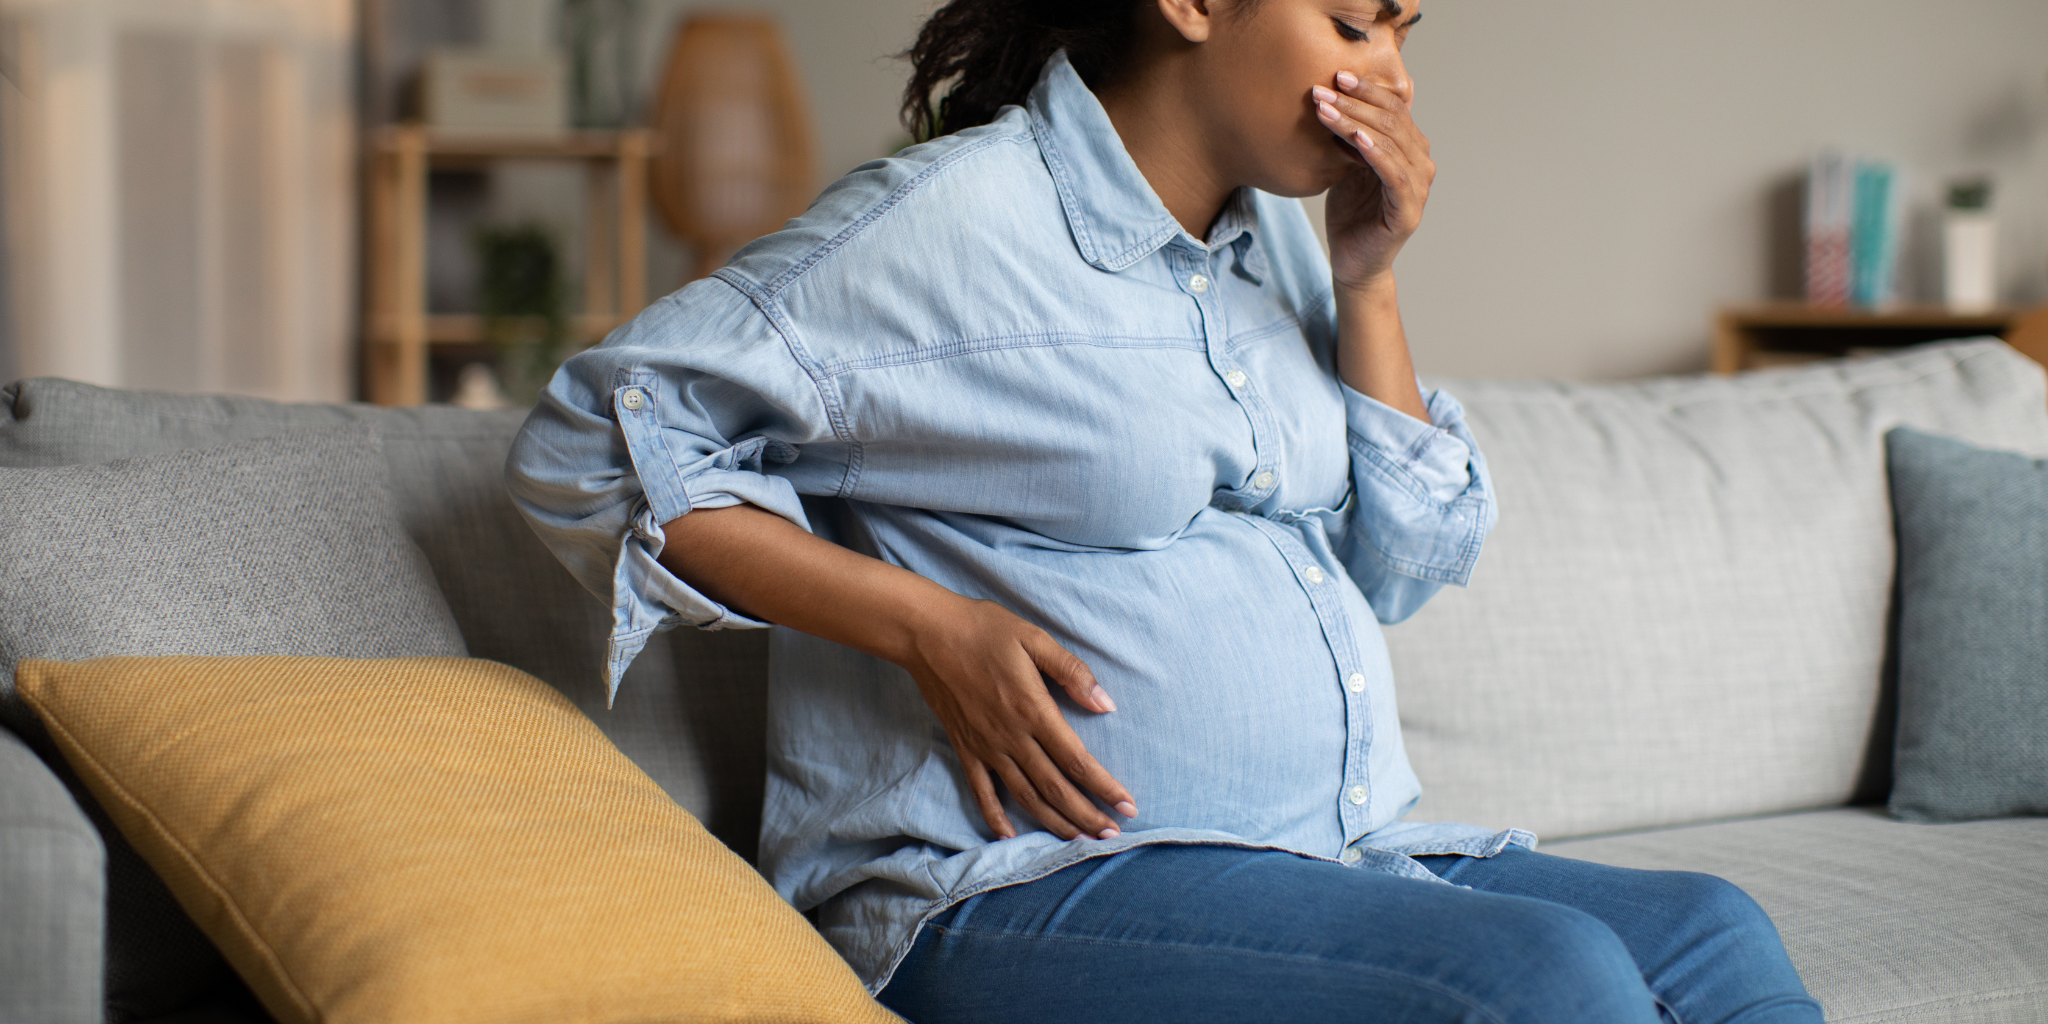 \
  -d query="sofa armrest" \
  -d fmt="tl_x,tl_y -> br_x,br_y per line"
0,723 -> 105,1024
